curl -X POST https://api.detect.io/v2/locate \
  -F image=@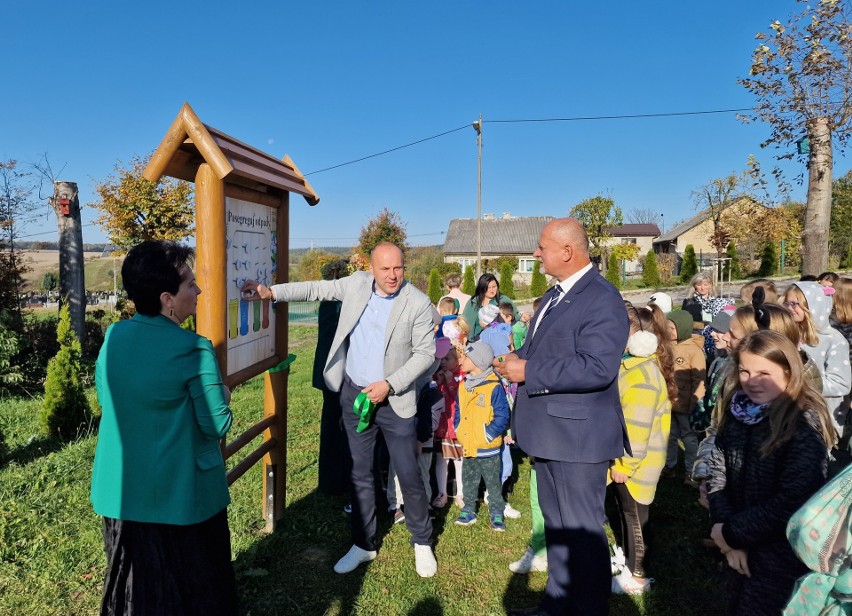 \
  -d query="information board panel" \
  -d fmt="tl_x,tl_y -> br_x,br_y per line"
225,196 -> 277,376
